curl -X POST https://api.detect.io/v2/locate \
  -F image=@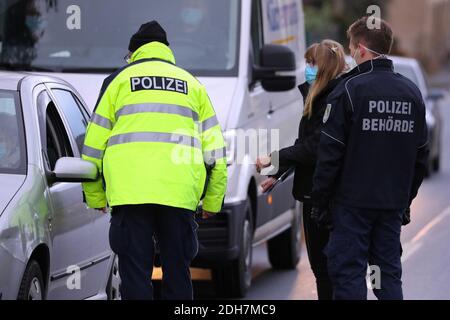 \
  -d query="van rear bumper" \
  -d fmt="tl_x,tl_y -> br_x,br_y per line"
191,201 -> 246,267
